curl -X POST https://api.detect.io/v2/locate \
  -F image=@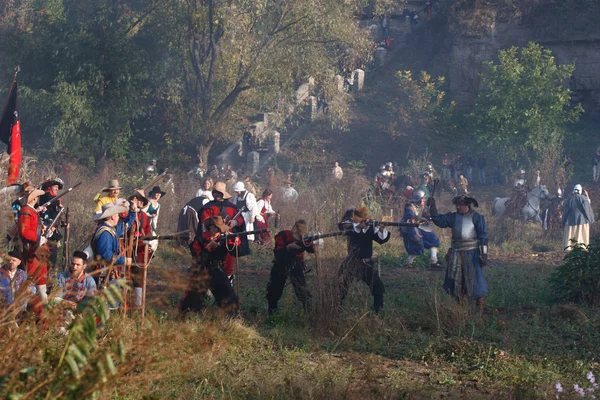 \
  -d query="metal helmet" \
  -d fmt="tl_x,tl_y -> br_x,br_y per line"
411,189 -> 426,202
